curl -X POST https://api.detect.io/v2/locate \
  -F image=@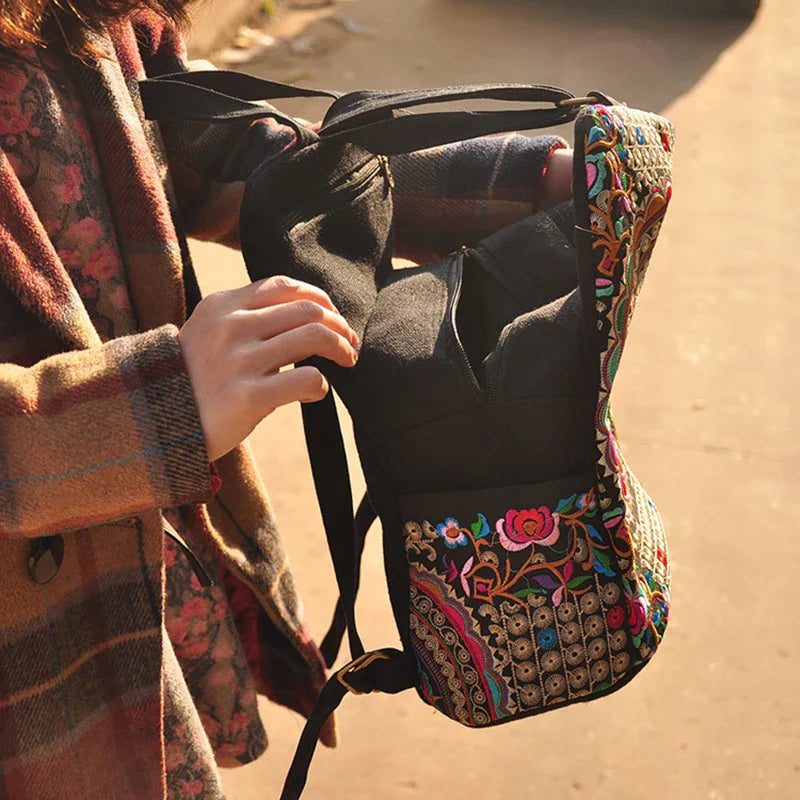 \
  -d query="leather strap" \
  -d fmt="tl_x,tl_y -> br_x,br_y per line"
280,648 -> 416,800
